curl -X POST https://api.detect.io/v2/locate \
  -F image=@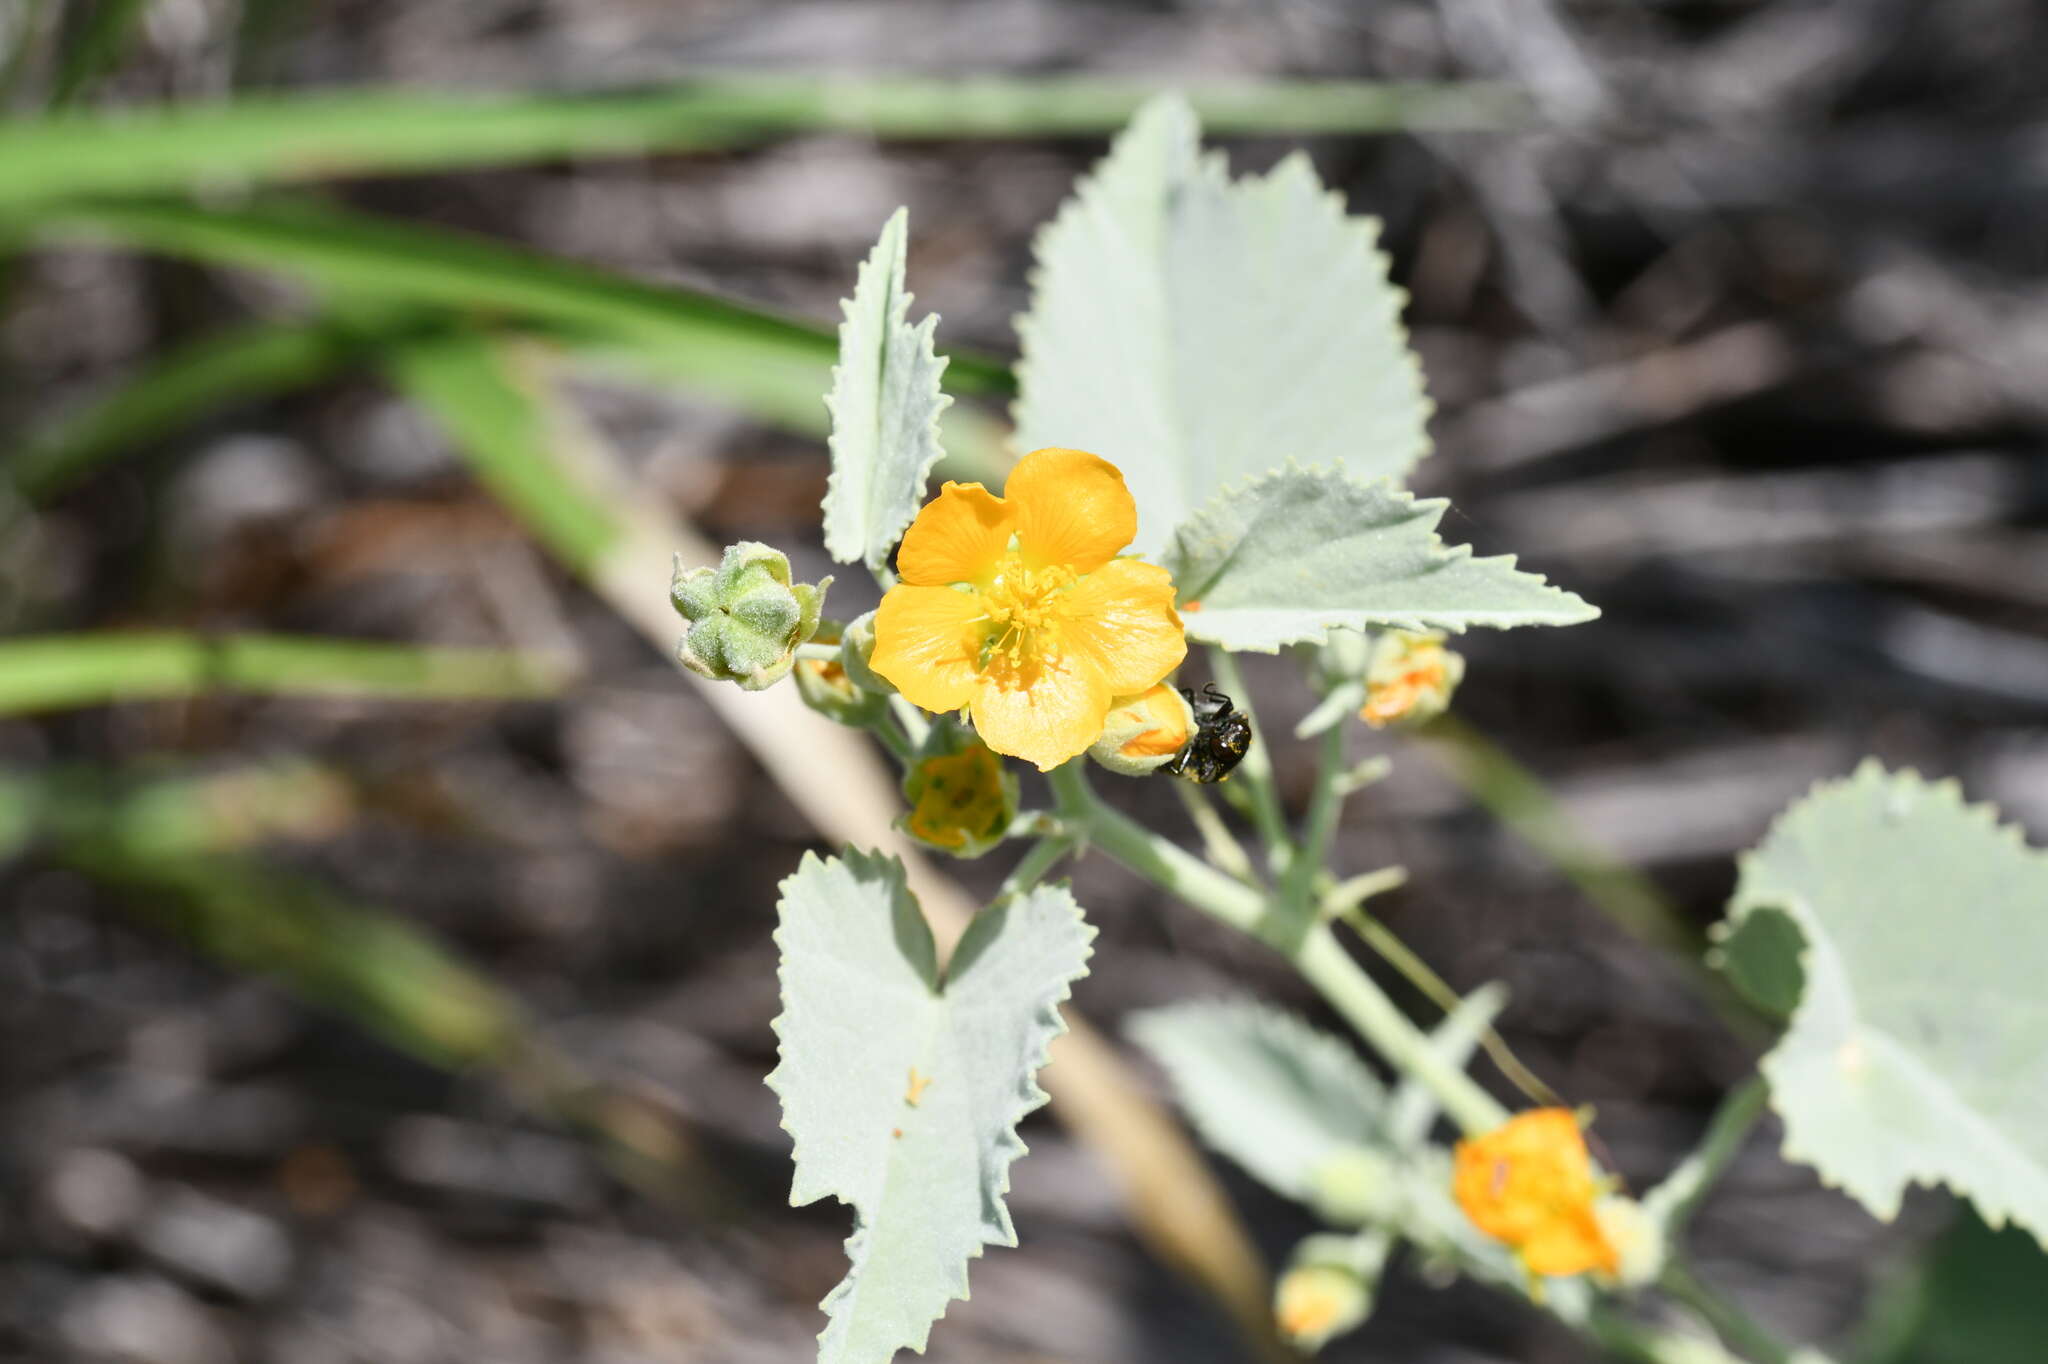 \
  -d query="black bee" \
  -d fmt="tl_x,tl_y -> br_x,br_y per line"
1163,683 -> 1253,784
